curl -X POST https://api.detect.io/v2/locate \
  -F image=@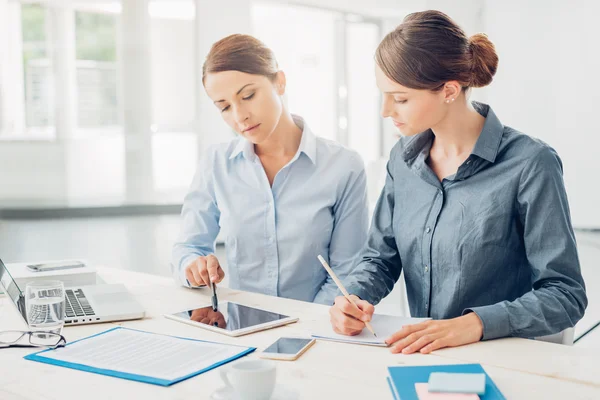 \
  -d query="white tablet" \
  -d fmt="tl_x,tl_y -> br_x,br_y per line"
164,301 -> 299,337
